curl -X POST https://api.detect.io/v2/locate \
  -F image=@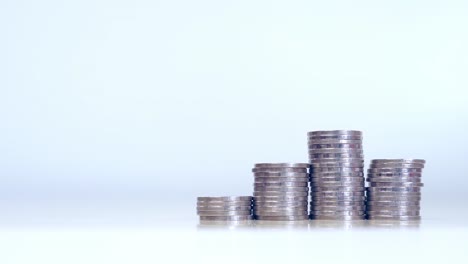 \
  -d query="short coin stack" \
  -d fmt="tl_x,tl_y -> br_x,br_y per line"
252,163 -> 309,221
197,196 -> 253,221
308,130 -> 366,220
366,159 -> 425,221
